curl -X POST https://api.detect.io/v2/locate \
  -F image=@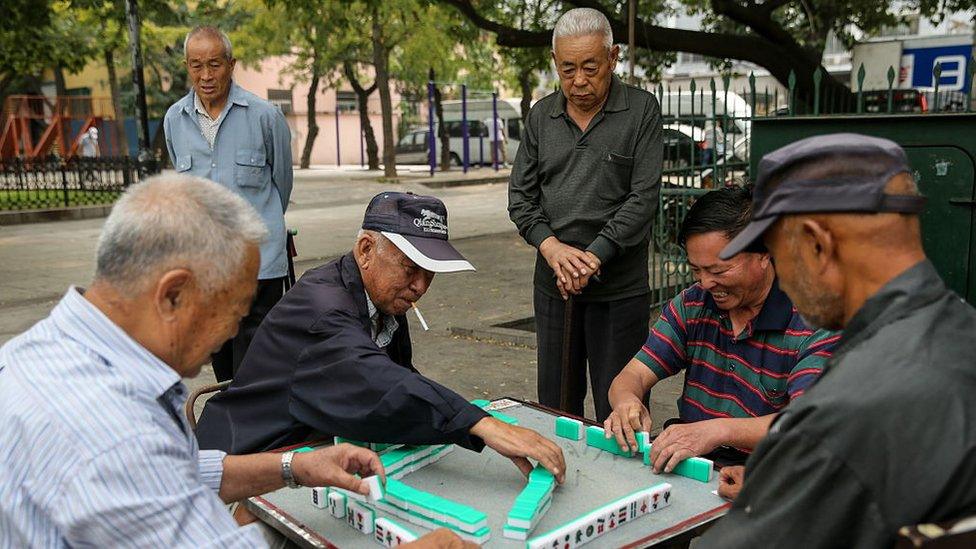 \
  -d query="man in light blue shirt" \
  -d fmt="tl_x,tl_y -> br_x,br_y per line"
0,175 -> 405,548
163,25 -> 293,382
